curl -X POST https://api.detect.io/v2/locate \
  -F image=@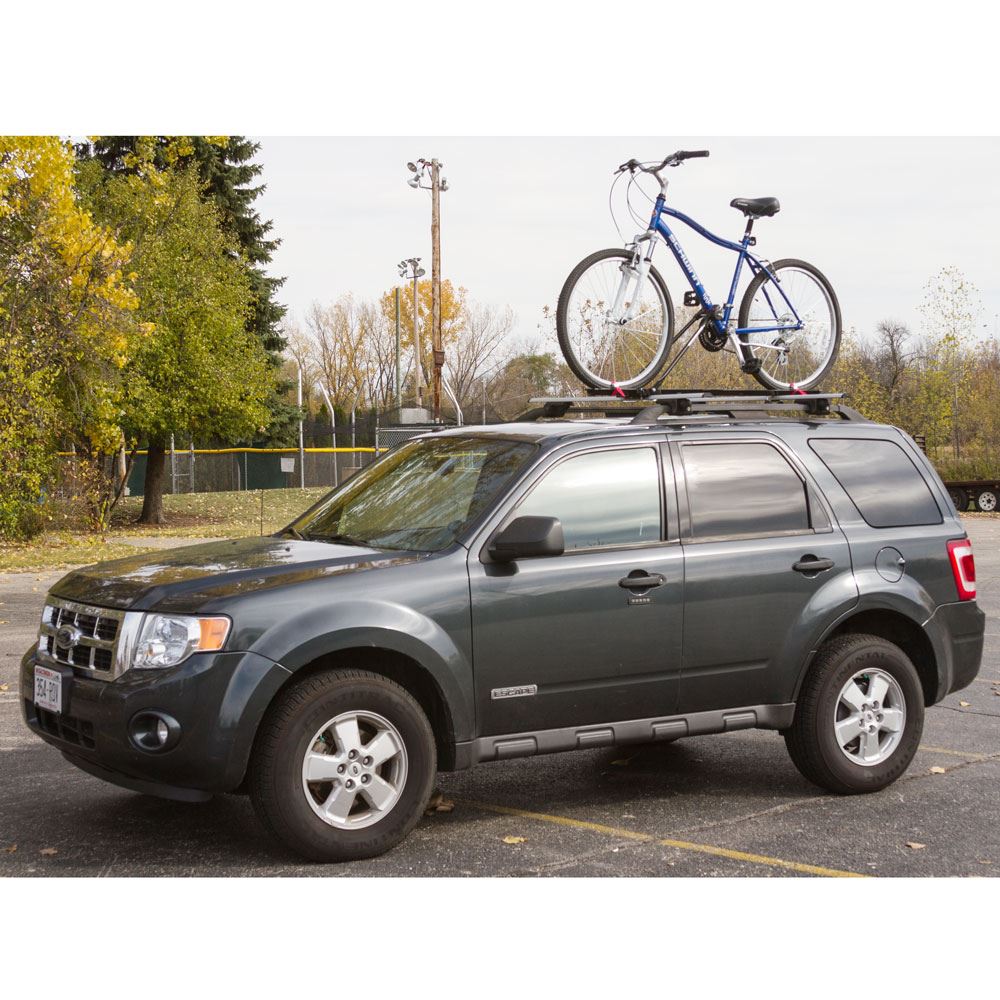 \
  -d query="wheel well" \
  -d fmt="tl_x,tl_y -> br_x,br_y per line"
296,647 -> 457,765
824,610 -> 938,705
